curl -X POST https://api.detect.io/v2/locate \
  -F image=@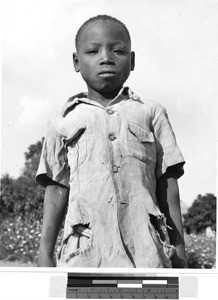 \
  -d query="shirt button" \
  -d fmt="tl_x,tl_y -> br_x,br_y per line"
112,165 -> 118,173
106,109 -> 114,115
108,133 -> 116,141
